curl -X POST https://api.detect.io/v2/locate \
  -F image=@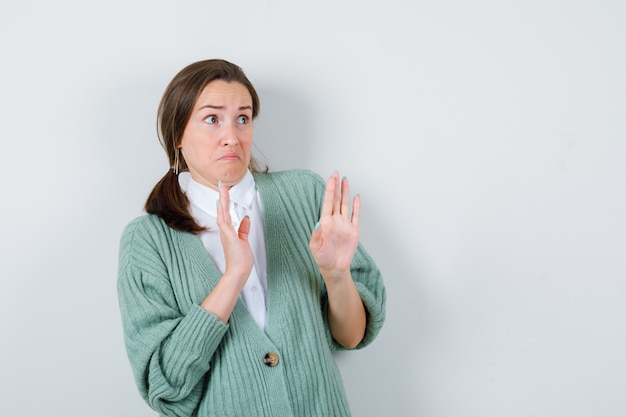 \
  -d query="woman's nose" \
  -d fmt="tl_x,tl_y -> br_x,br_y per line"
221,124 -> 238,146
